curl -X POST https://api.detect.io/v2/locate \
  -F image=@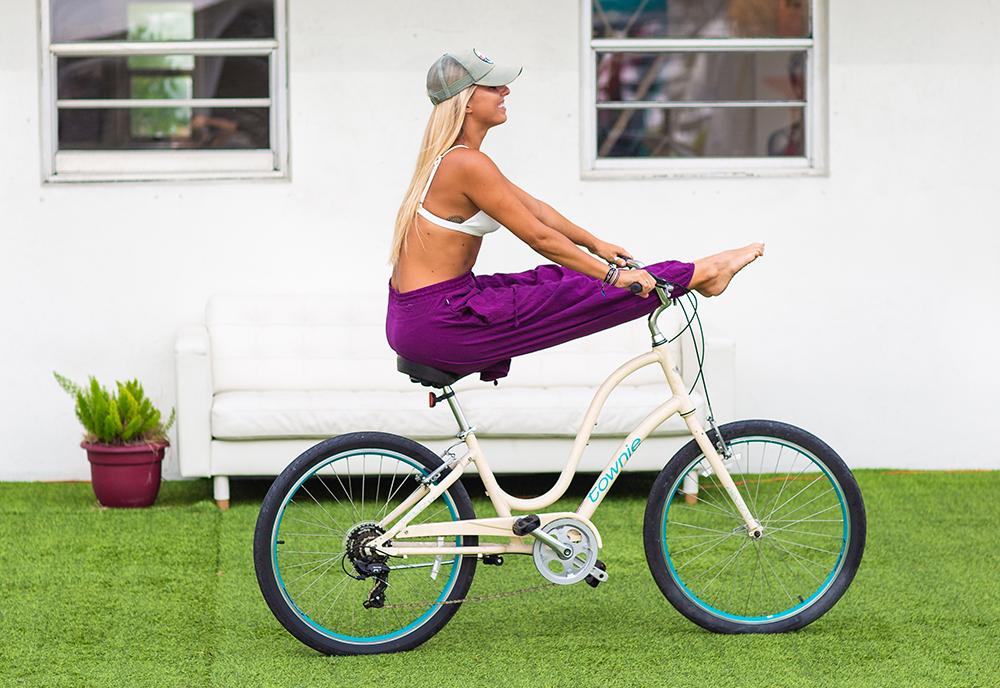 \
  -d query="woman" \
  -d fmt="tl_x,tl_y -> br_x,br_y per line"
387,49 -> 763,382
